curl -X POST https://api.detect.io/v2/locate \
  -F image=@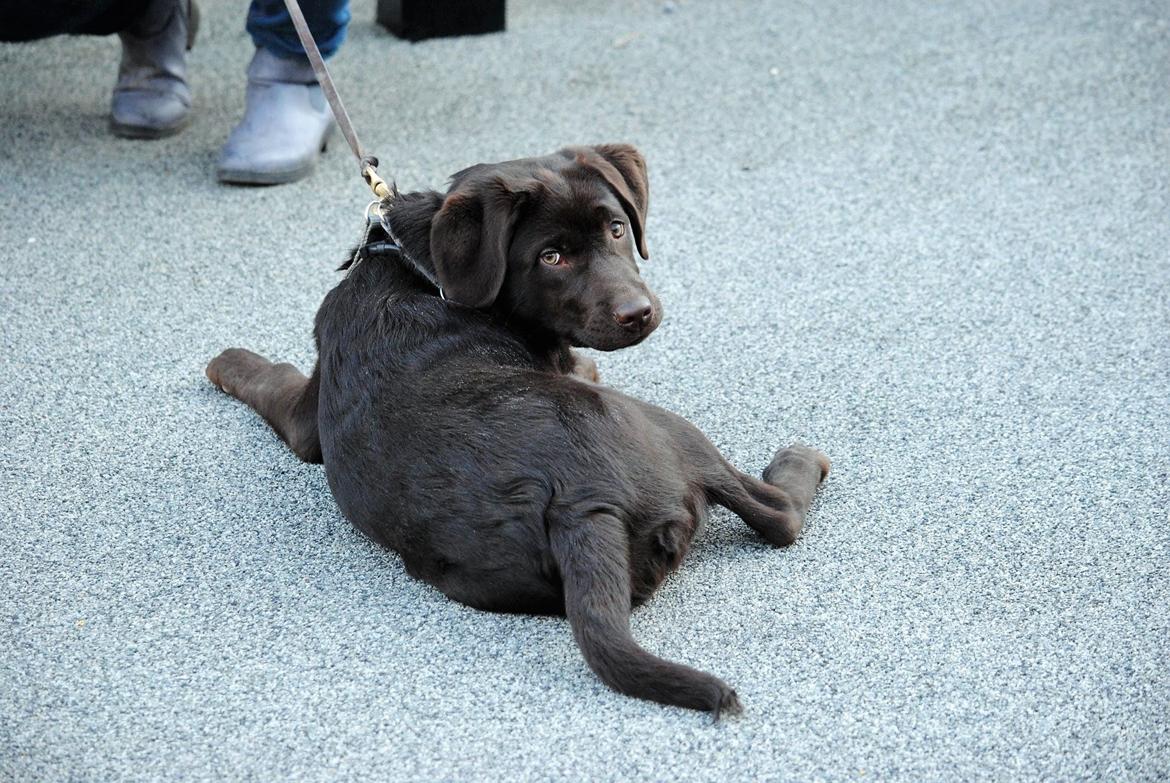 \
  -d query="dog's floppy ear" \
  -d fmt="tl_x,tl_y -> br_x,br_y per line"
430,178 -> 525,308
583,144 -> 650,260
